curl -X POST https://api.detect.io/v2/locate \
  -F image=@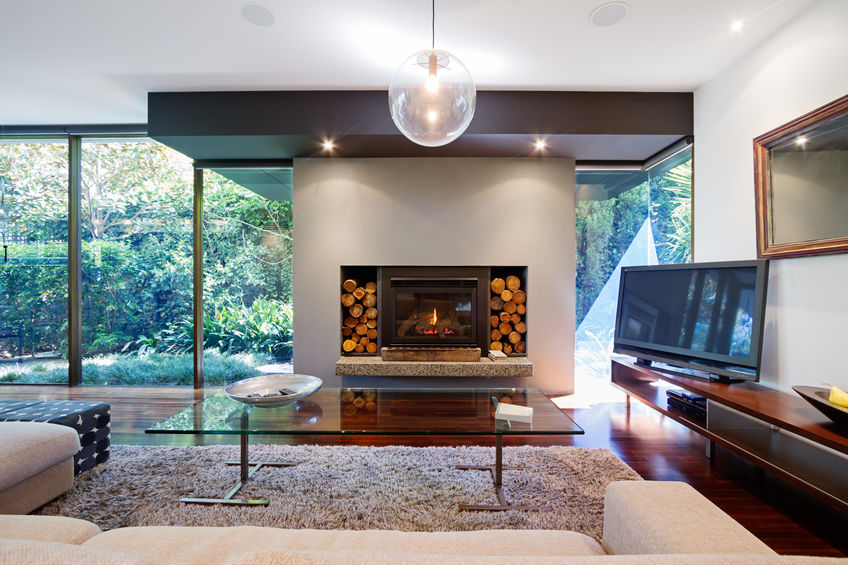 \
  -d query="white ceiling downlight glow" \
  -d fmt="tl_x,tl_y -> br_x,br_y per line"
242,5 -> 276,27
731,20 -> 745,32
590,2 -> 630,27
